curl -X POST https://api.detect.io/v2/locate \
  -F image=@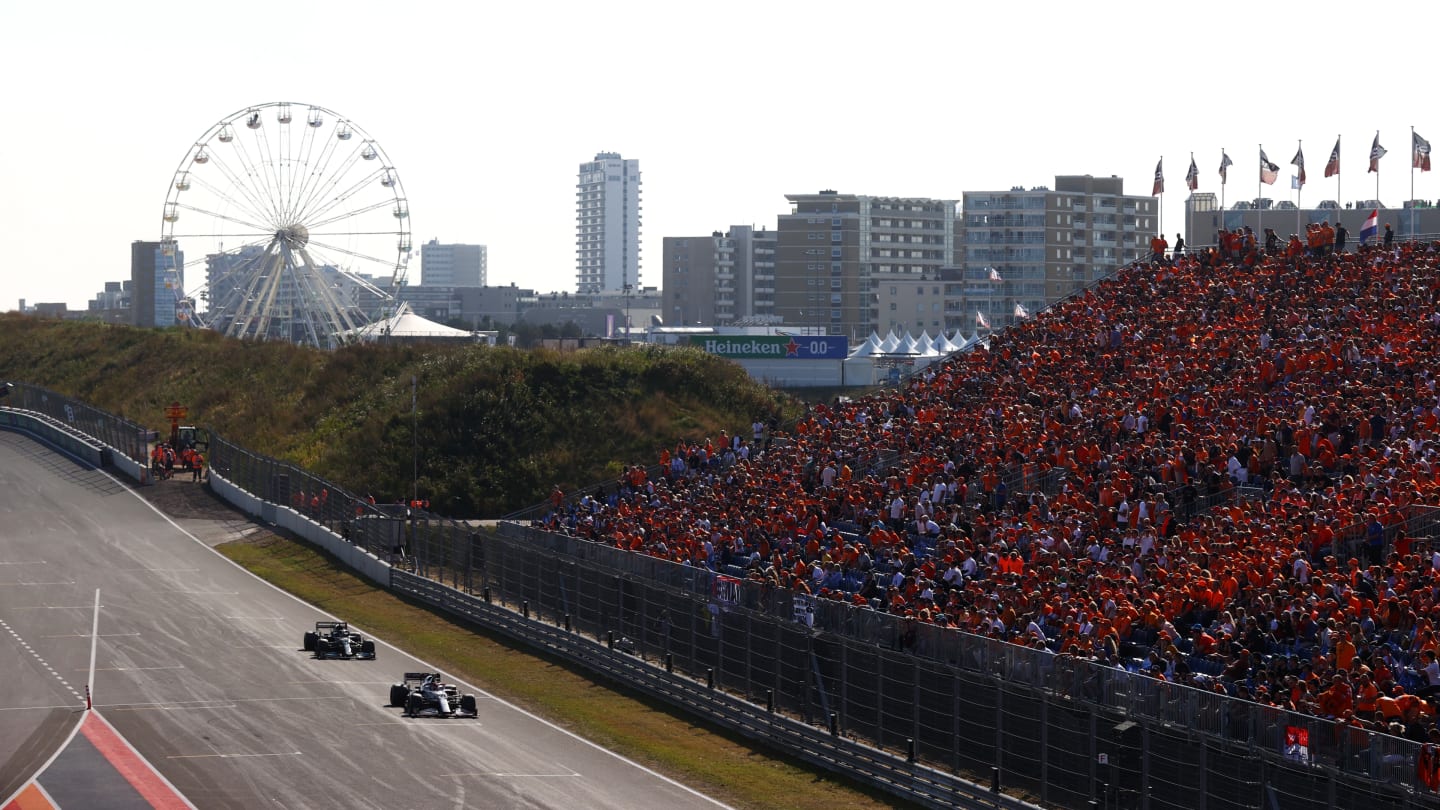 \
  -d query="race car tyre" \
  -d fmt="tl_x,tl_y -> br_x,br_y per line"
303,631 -> 317,652
389,685 -> 407,707
406,694 -> 422,717
460,695 -> 477,715
361,640 -> 375,657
